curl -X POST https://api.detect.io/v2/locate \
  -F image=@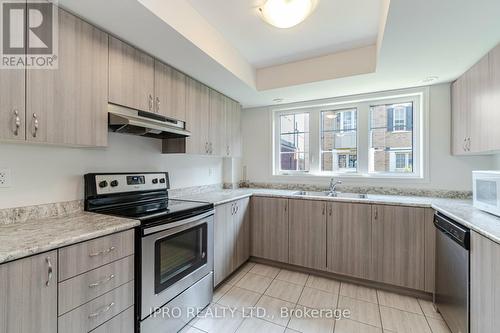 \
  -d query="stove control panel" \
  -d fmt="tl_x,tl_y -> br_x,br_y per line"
94,173 -> 168,195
